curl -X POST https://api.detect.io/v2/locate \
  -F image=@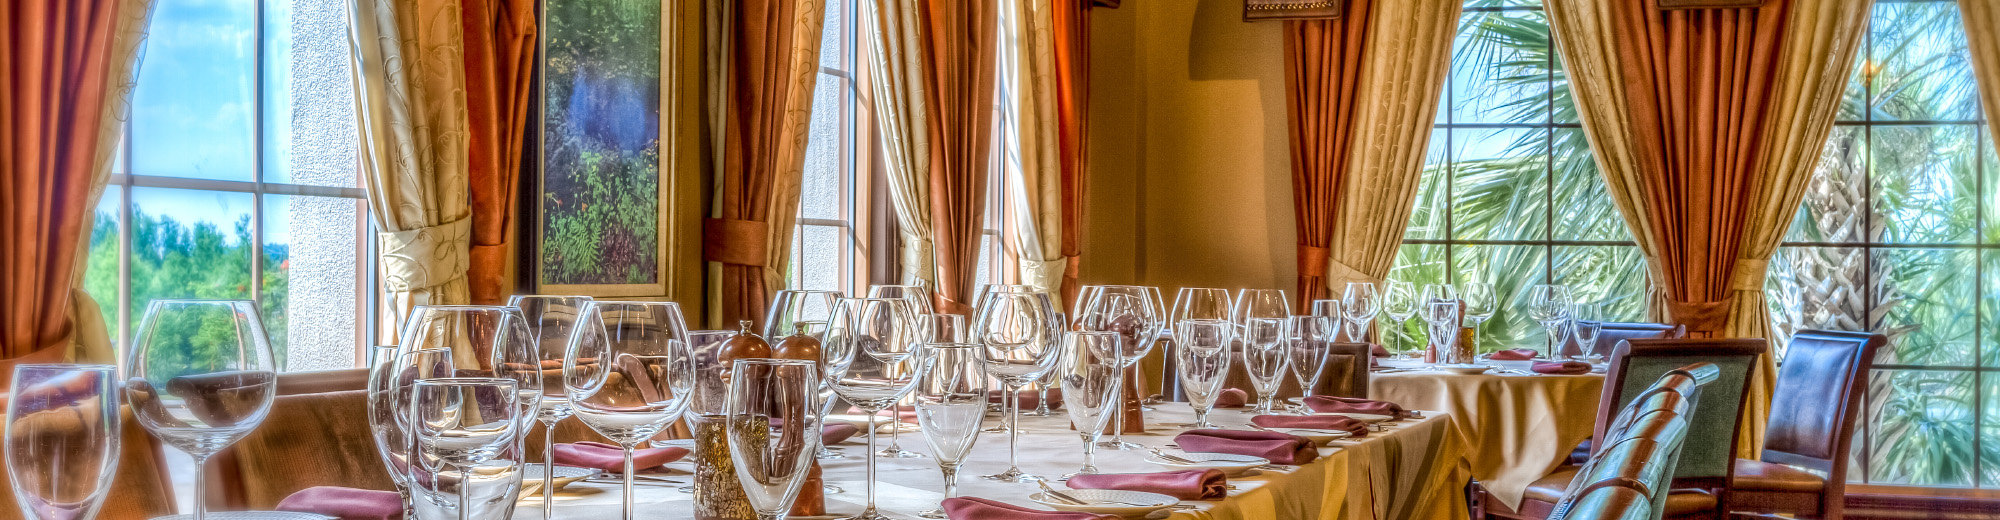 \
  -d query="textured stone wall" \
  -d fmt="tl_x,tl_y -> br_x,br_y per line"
284,0 -> 361,371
